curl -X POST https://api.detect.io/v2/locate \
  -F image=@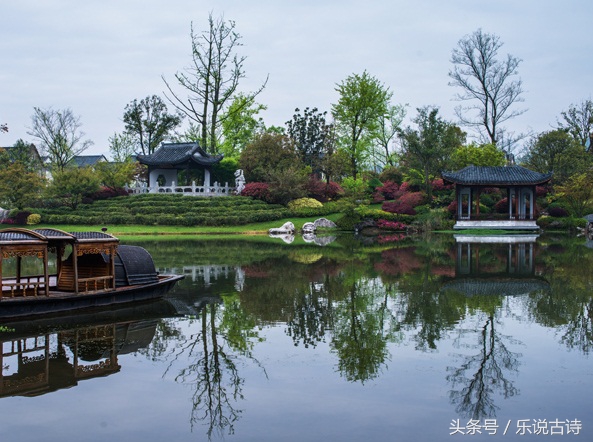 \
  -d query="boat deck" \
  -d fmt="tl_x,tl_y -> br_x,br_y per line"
1,275 -> 174,302
1,275 -> 113,300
